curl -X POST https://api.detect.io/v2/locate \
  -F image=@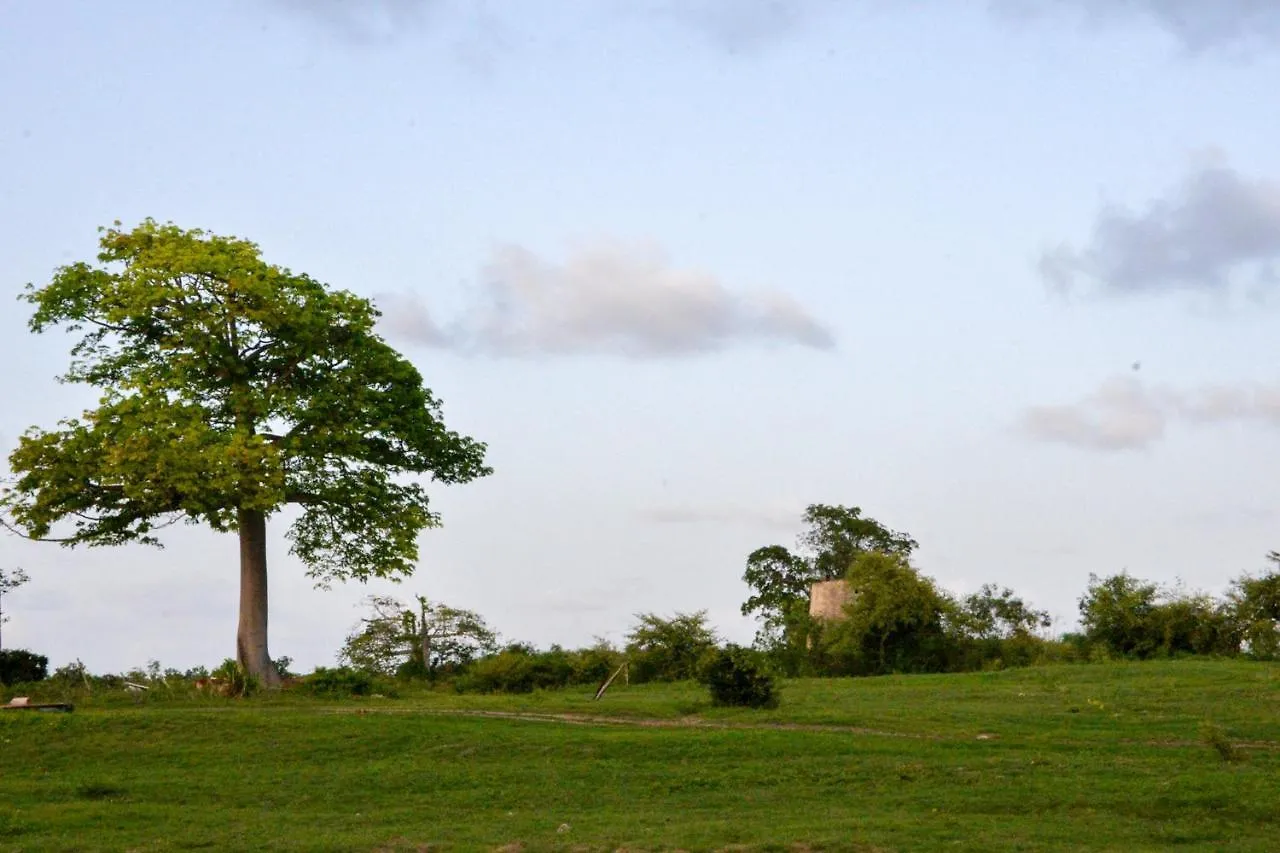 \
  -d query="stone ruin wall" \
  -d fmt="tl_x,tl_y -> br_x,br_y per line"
808,579 -> 854,621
